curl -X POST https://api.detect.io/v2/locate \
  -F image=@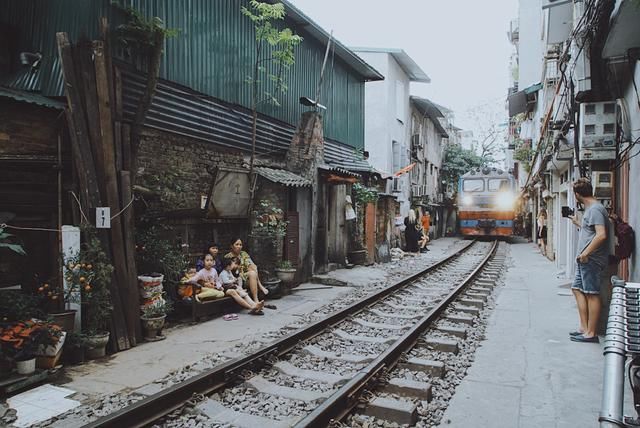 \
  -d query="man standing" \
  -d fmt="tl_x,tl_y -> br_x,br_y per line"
568,177 -> 610,343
